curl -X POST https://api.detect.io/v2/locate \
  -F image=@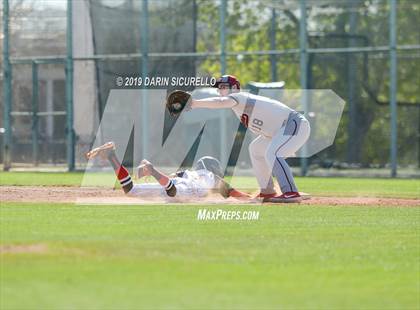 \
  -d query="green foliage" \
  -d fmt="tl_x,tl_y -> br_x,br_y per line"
195,0 -> 419,166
